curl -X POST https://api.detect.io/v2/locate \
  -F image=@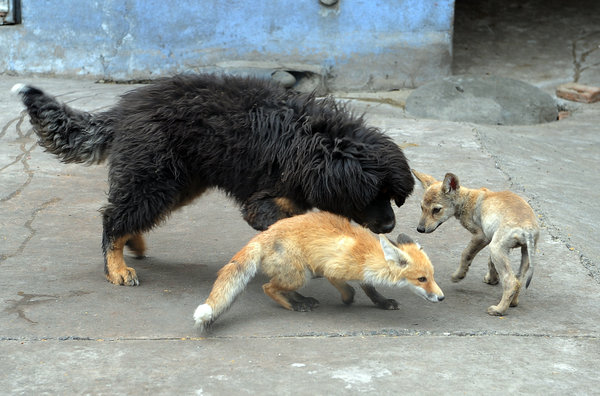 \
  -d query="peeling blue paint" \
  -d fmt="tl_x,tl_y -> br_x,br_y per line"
0,0 -> 454,90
